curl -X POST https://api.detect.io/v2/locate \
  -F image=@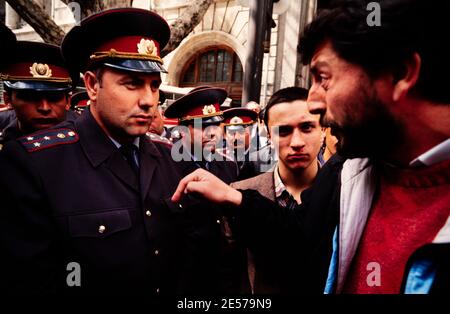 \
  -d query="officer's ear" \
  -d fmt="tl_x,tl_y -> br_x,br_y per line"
84,71 -> 99,104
